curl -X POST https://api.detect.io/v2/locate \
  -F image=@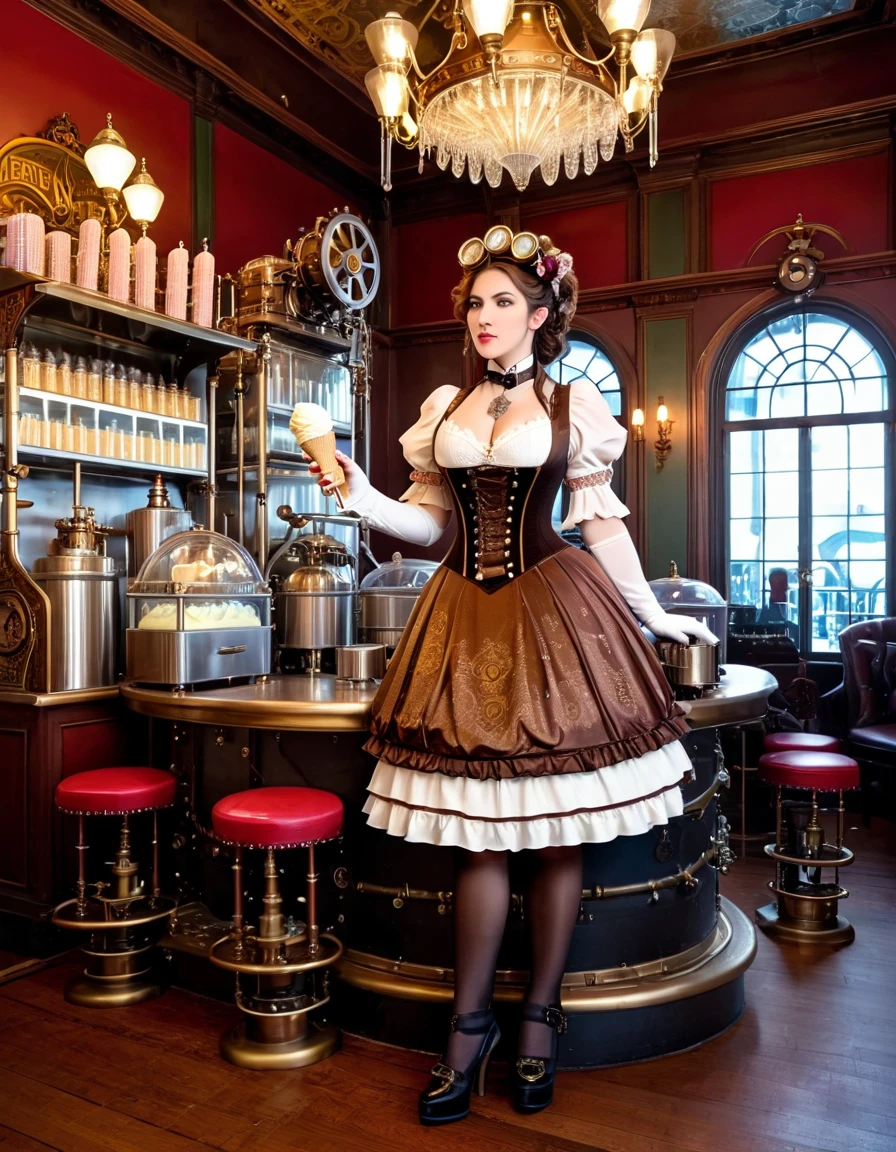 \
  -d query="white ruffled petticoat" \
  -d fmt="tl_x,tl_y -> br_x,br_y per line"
364,740 -> 691,852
